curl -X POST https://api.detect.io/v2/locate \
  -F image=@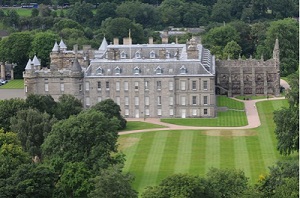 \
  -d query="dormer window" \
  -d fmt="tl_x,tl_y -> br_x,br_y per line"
135,51 -> 141,59
96,67 -> 103,75
115,66 -> 121,74
121,51 -> 126,59
155,66 -> 162,74
180,65 -> 187,74
150,50 -> 156,58
166,51 -> 170,59
134,67 -> 140,75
